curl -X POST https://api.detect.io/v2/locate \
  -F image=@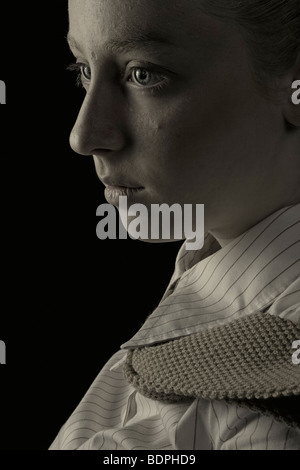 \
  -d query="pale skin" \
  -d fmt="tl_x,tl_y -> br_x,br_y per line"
68,0 -> 300,247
